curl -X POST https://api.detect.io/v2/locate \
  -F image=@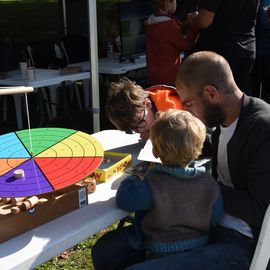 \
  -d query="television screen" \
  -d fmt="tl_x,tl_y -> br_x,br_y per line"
118,1 -> 152,58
